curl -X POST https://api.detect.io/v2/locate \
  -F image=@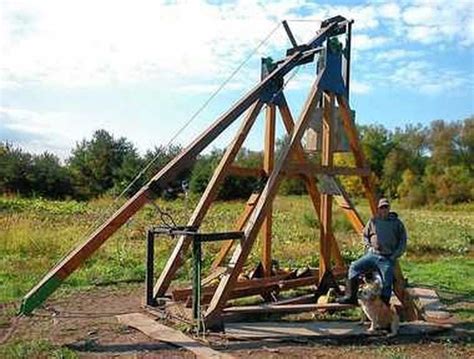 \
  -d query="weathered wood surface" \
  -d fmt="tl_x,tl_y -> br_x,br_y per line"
408,287 -> 454,323
117,312 -> 234,359
262,104 -> 276,277
223,302 -> 355,315
224,320 -> 451,340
